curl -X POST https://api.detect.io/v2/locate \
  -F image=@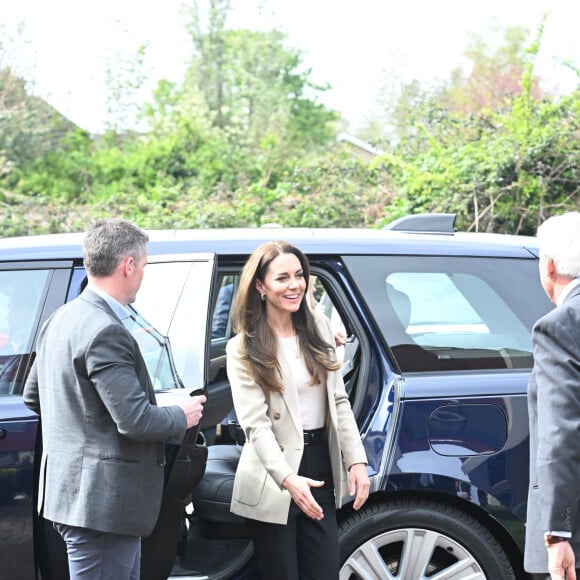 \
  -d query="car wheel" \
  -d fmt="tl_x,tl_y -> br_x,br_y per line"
338,497 -> 515,580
